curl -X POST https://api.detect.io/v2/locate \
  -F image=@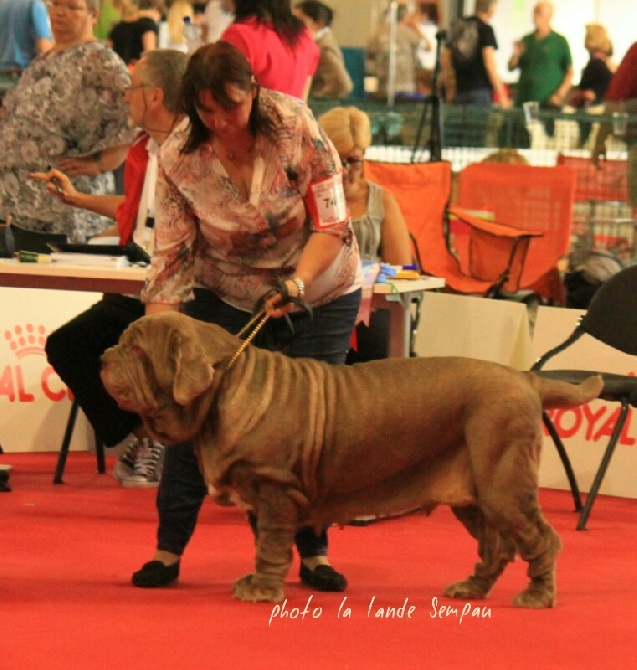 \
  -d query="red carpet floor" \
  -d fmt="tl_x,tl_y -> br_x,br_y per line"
1,452 -> 635,670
